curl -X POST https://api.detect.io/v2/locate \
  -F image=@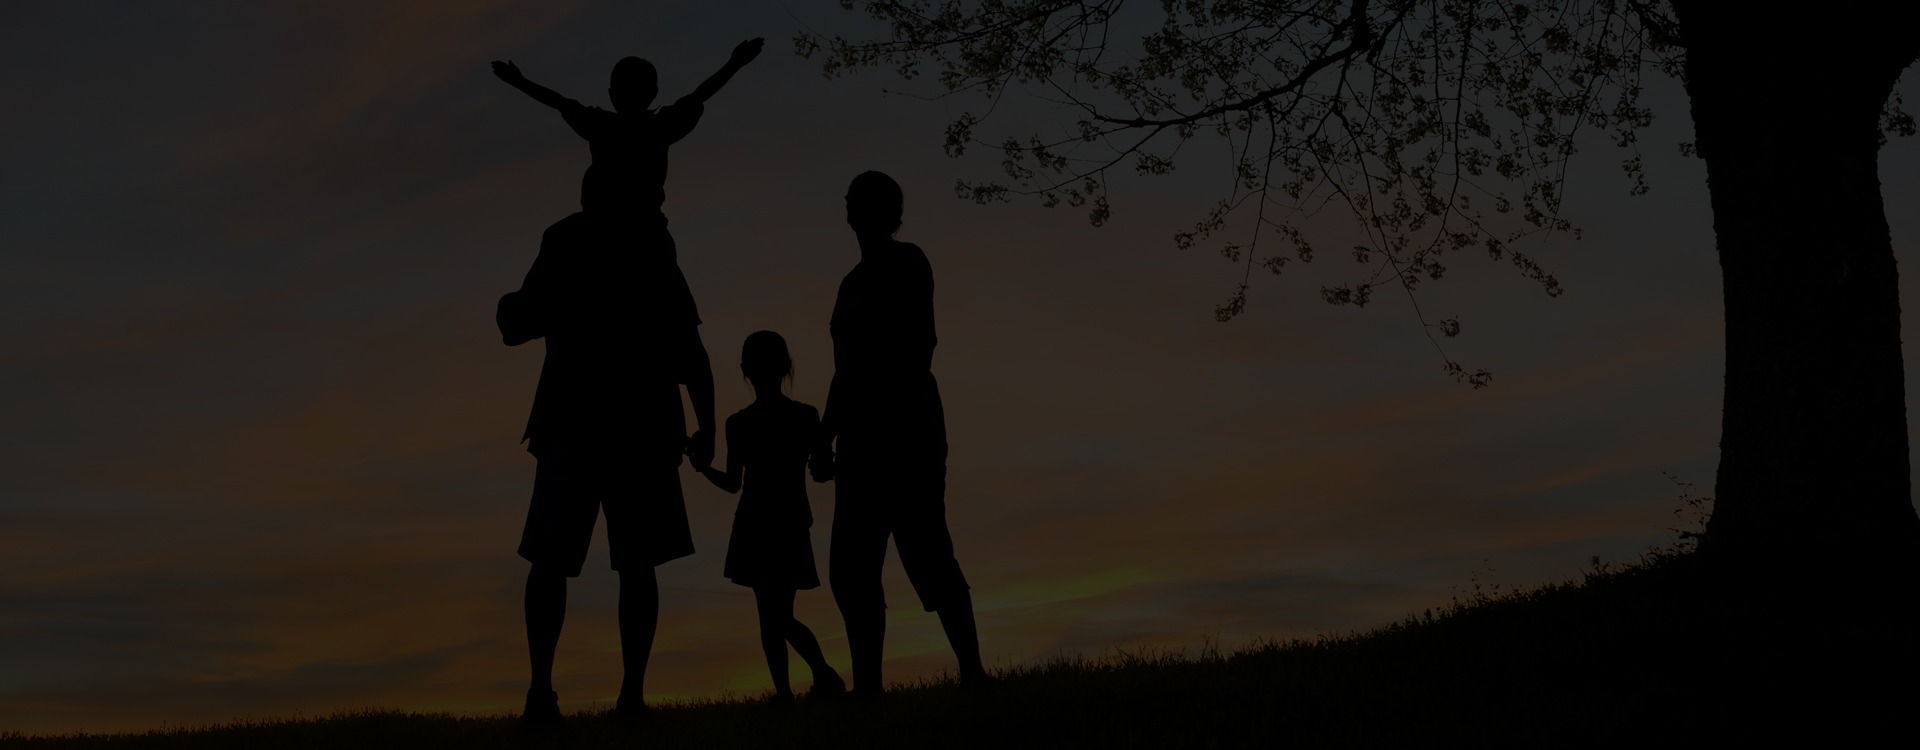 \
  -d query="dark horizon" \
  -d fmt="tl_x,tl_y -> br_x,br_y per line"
3,0 -> 1918,734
